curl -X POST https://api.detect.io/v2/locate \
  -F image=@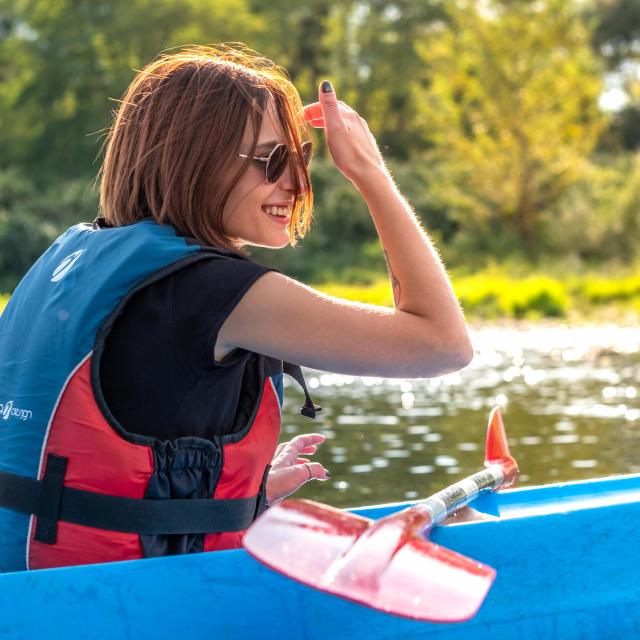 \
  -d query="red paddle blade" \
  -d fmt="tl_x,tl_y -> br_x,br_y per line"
244,499 -> 495,622
303,102 -> 325,128
485,406 -> 519,487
